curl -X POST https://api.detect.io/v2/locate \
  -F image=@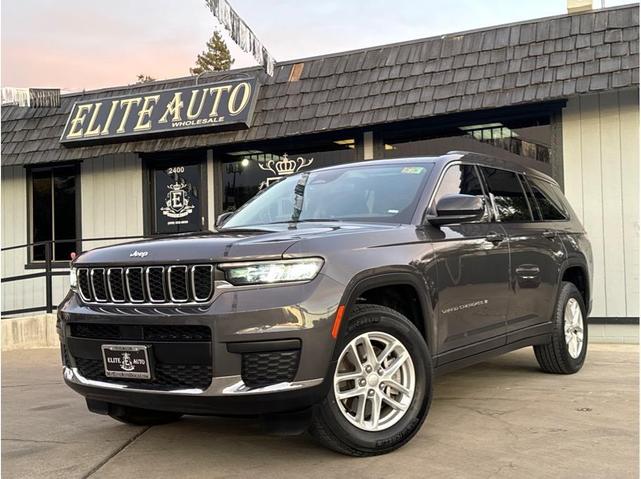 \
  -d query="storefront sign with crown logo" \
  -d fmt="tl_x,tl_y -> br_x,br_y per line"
257,153 -> 314,189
